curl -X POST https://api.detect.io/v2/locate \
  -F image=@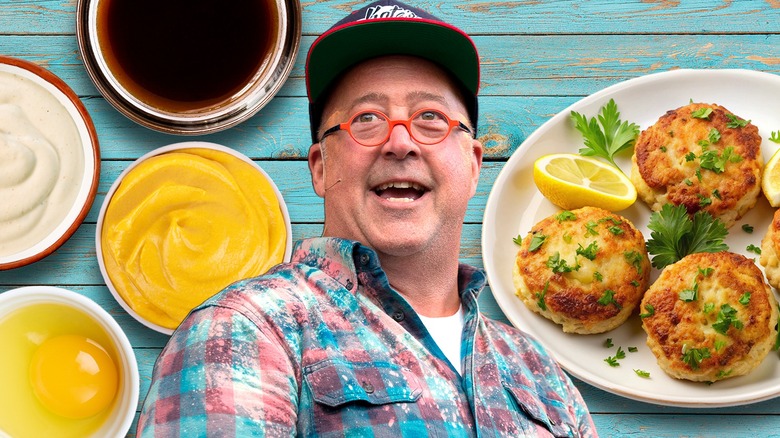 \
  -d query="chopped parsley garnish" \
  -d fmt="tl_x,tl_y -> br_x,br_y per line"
716,369 -> 733,379
639,304 -> 655,318
604,346 -> 626,367
739,292 -> 751,306
570,99 -> 640,169
634,369 -> 651,378
528,233 -> 547,252
742,224 -> 754,234
703,302 -> 715,313
630,280 -> 640,287
512,234 -> 523,245
628,346 -> 638,353
556,211 -> 577,222
597,289 -> 621,308
546,252 -> 578,273
698,194 -> 712,207
679,282 -> 699,302
608,226 -> 624,235
707,128 -> 721,144
584,221 -> 599,236
604,338 -> 614,348
699,146 -> 742,174
747,244 -> 761,255
771,131 -> 780,144
594,271 -> 603,282
681,345 -> 711,369
645,204 -> 729,269
712,189 -> 721,200
726,114 -> 750,128
576,241 -> 599,260
691,108 -> 713,119
712,304 -> 743,334
624,250 -> 644,274
535,281 -> 549,311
